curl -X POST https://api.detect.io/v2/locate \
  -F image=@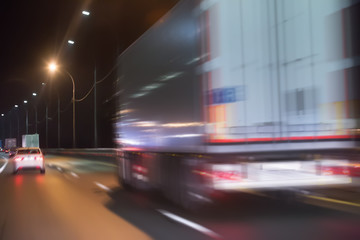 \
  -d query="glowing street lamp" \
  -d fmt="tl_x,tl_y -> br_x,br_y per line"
48,62 -> 76,148
82,10 -> 90,16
